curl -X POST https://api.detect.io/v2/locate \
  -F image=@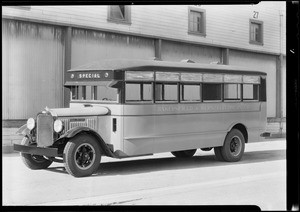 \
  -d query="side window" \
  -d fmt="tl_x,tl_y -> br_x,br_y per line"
188,7 -> 206,36
108,5 -> 131,24
125,83 -> 153,102
155,83 -> 178,103
202,83 -> 222,101
181,84 -> 201,102
243,84 -> 259,100
224,84 -> 241,101
249,19 -> 263,45
71,86 -> 86,100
